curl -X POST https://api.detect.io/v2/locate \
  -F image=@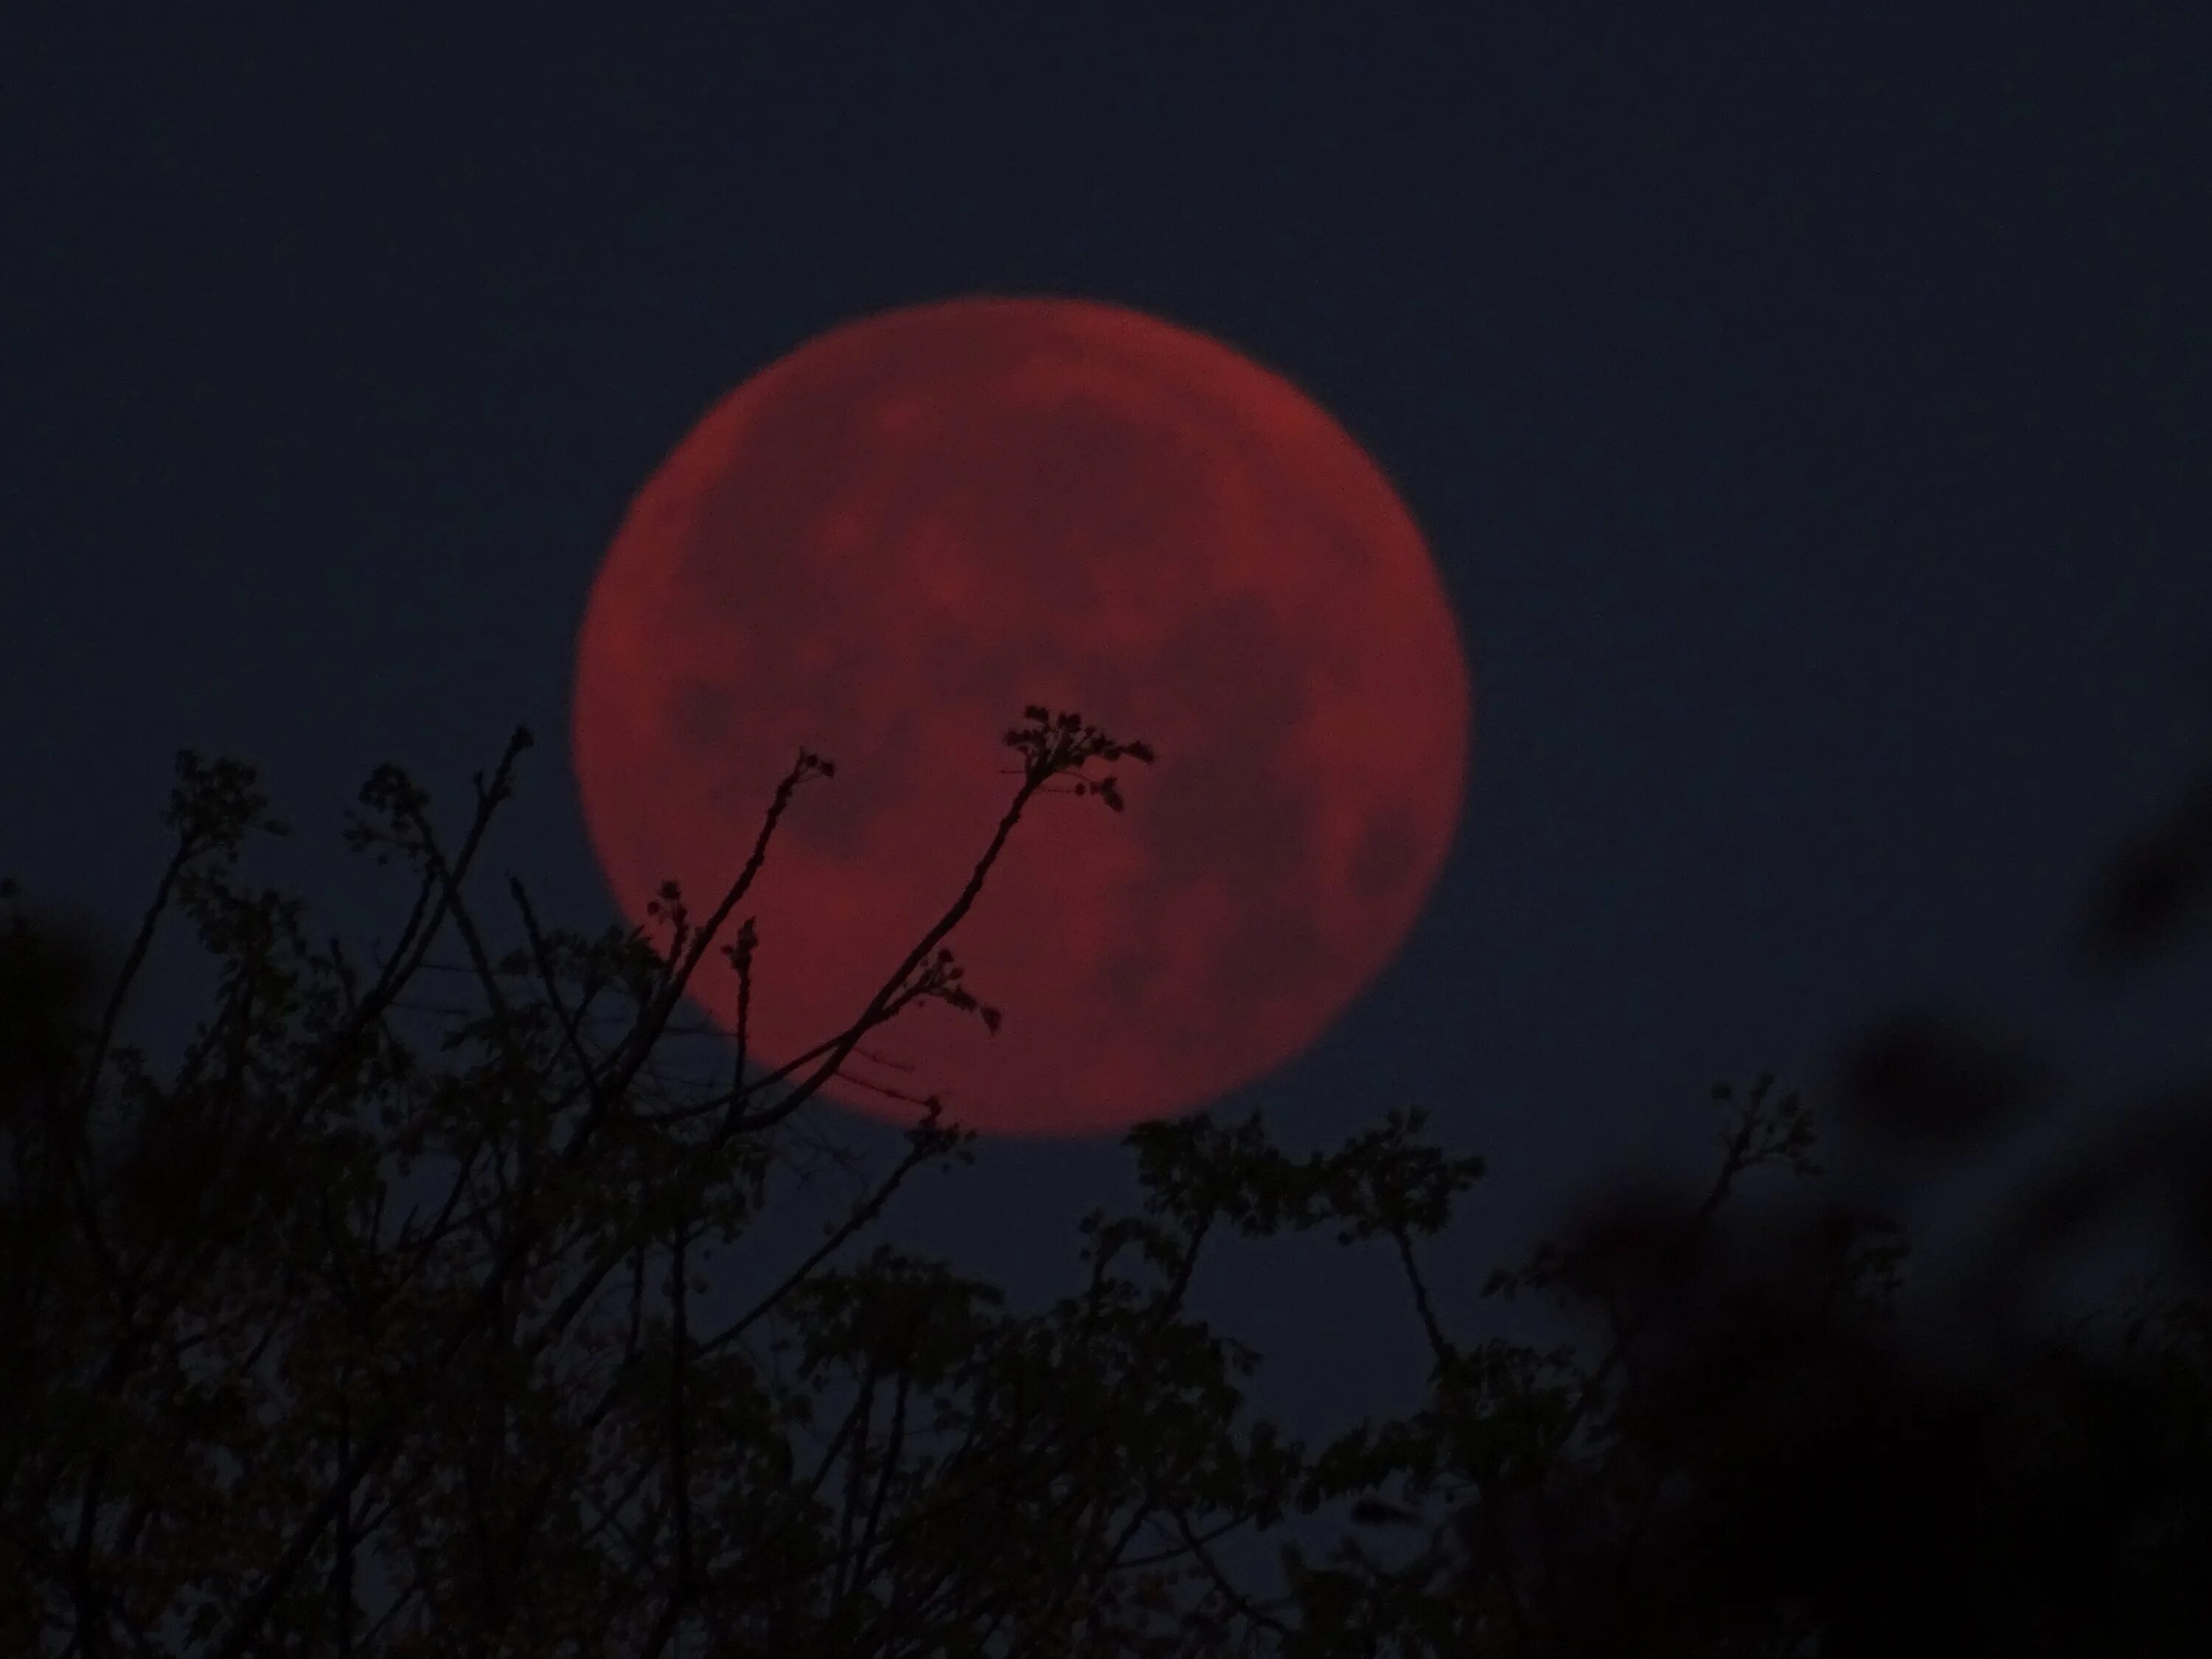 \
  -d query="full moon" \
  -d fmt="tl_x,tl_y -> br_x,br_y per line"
571,295 -> 1472,1138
